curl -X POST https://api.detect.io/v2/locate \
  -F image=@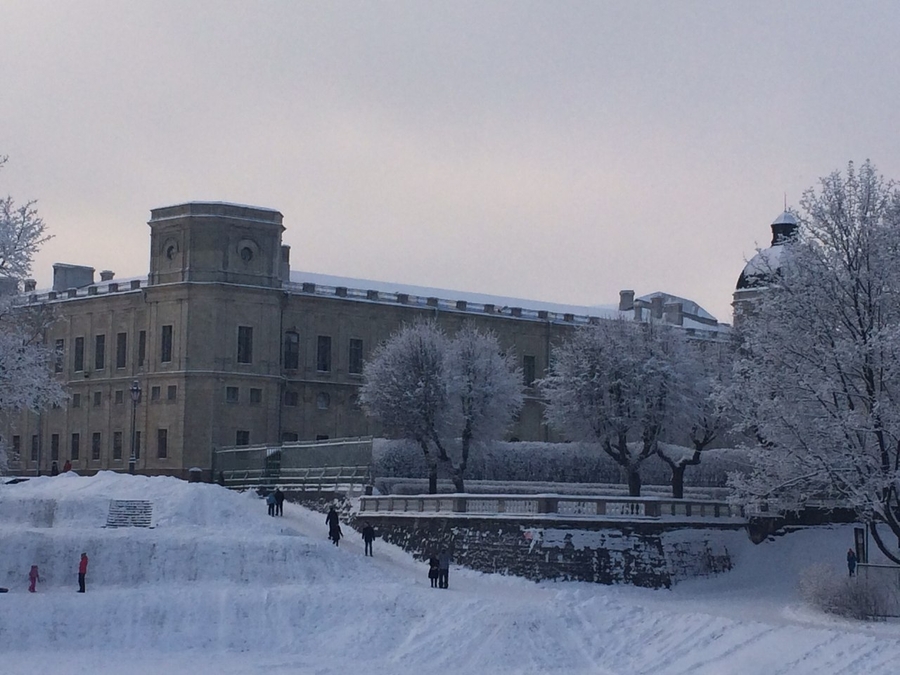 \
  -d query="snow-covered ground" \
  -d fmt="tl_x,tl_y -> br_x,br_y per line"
1,472 -> 898,675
